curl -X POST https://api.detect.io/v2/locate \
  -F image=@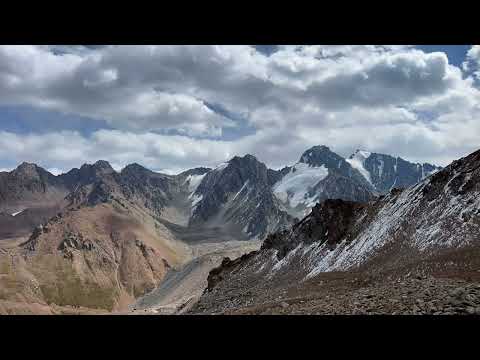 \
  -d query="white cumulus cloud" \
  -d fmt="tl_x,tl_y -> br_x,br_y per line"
0,45 -> 479,172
